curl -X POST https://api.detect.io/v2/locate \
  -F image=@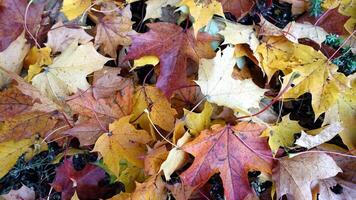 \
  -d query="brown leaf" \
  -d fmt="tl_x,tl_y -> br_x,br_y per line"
218,0 -> 254,19
180,122 -> 272,200
0,87 -> 33,121
0,111 -> 57,142
131,175 -> 167,200
273,152 -> 342,200
166,182 -> 196,200
95,15 -> 133,58
144,145 -> 168,176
